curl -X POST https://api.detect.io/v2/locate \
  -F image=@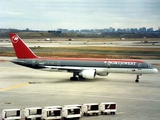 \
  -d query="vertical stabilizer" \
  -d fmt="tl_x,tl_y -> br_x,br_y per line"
9,33 -> 38,59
